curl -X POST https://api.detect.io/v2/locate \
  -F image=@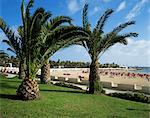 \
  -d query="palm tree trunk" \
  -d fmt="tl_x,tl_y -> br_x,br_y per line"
17,62 -> 40,100
89,59 -> 102,94
40,59 -> 50,84
16,78 -> 40,100
18,60 -> 26,79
